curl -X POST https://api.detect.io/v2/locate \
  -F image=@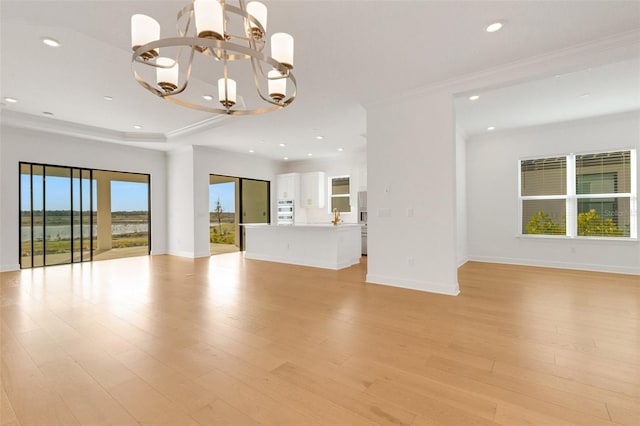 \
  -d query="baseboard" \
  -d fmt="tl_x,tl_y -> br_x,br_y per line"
244,252 -> 359,270
167,250 -> 196,258
457,257 -> 469,268
0,264 -> 20,272
467,255 -> 640,275
166,248 -> 212,258
365,274 -> 460,296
